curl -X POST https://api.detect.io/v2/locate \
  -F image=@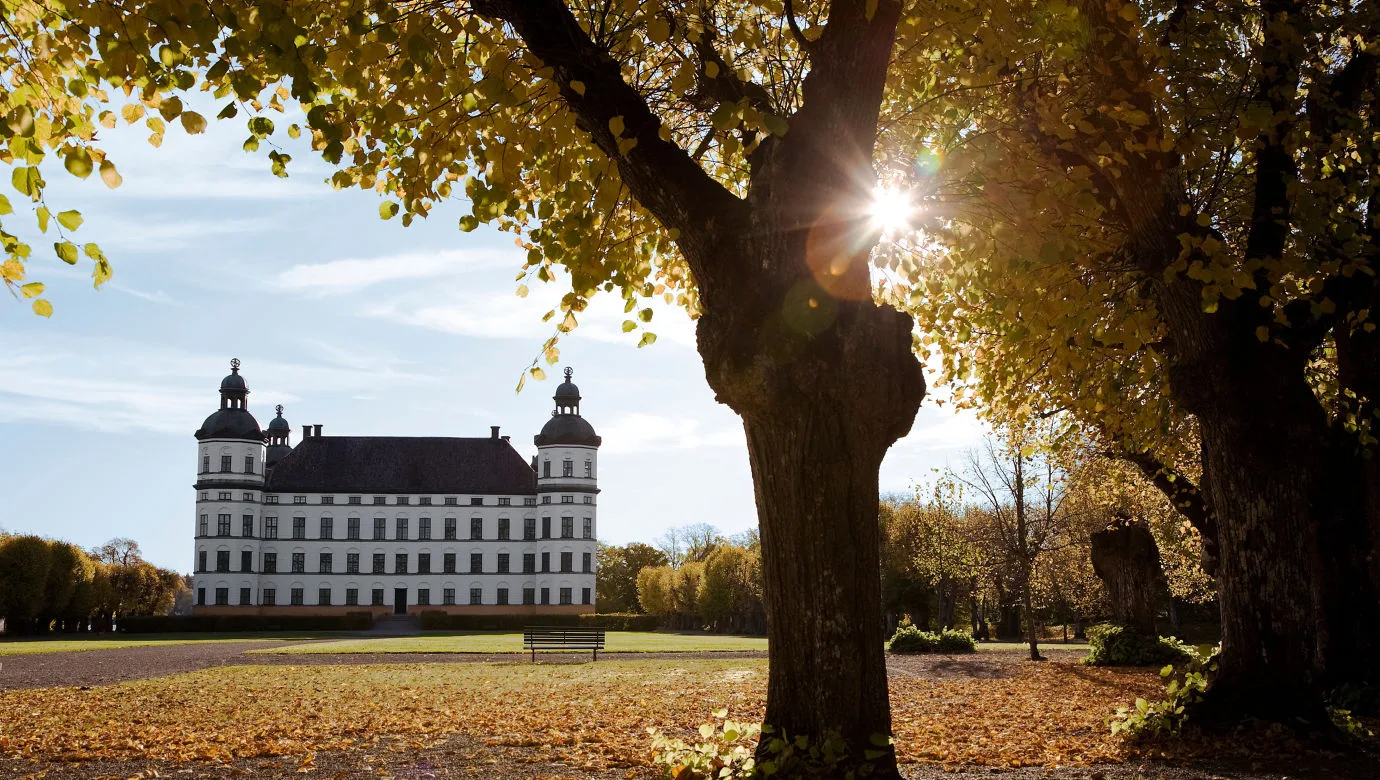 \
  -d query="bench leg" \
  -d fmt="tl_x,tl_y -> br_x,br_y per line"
592,648 -> 597,662
532,647 -> 536,663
